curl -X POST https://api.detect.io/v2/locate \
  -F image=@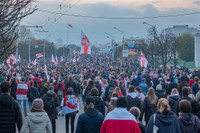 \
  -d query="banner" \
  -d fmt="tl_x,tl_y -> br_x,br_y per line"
81,31 -> 91,54
36,54 -> 43,58
140,52 -> 148,68
44,64 -> 49,82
